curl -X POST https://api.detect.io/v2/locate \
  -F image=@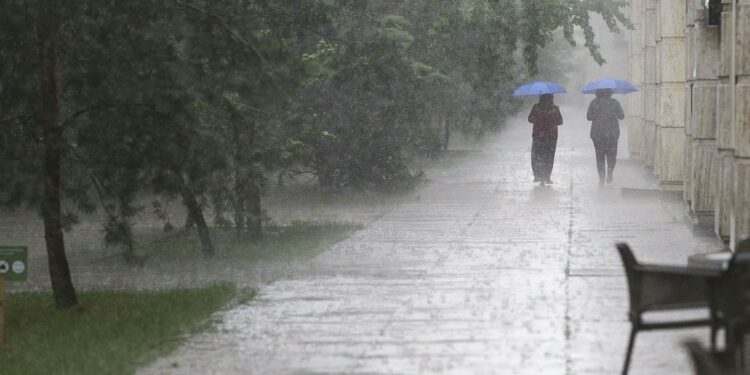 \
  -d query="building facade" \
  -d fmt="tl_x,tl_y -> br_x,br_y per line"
628,0 -> 750,248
